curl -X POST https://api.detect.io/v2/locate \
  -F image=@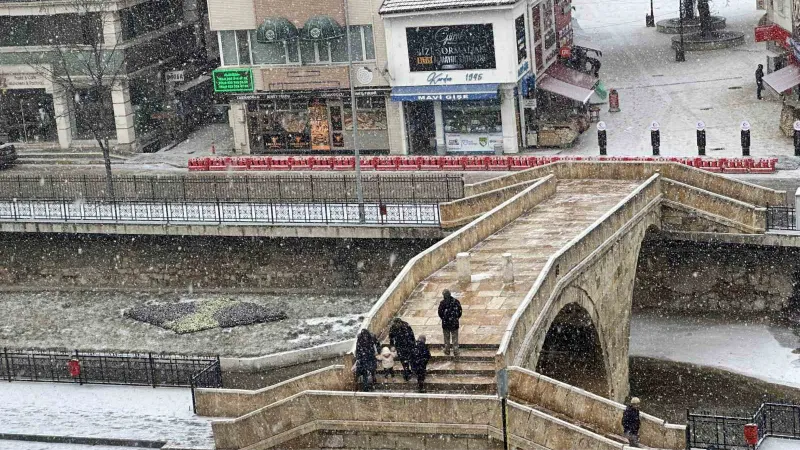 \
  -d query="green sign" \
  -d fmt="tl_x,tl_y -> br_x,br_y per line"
213,68 -> 254,93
